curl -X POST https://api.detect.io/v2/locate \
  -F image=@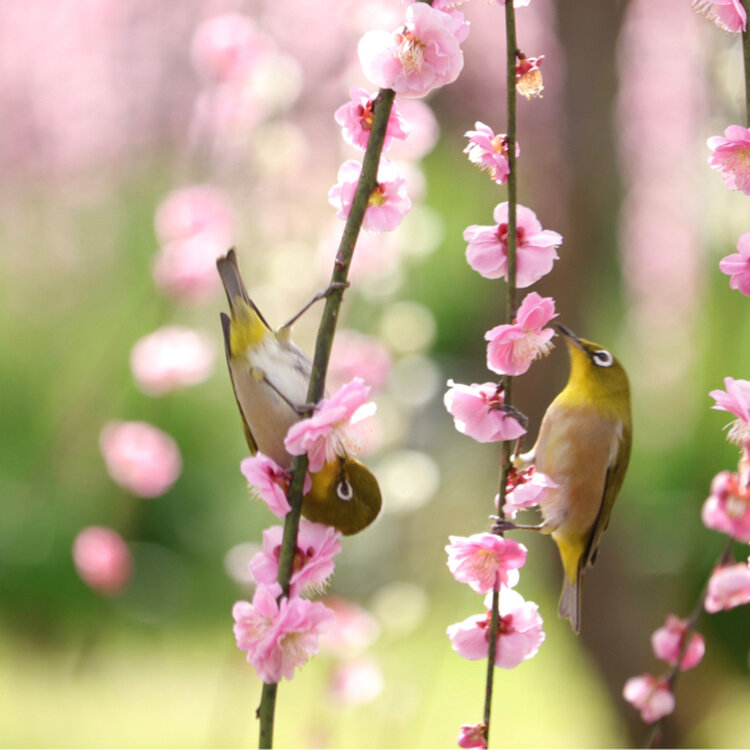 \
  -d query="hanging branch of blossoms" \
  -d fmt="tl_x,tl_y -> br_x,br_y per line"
443,2 -> 561,748
623,4 -> 750,744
